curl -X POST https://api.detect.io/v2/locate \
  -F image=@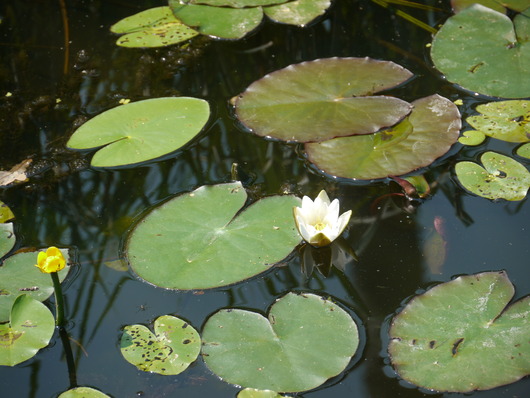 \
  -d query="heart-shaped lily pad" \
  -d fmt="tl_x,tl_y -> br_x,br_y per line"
305,94 -> 461,180
458,129 -> 486,146
388,271 -> 530,392
126,182 -> 301,290
110,7 -> 199,48
466,100 -> 530,143
169,0 -> 263,39
67,97 -> 210,167
431,5 -> 530,98
0,294 -> 55,366
455,151 -> 530,200
202,292 -> 360,392
58,387 -> 111,398
120,315 -> 200,375
0,250 -> 70,322
264,0 -> 331,26
234,57 -> 413,142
